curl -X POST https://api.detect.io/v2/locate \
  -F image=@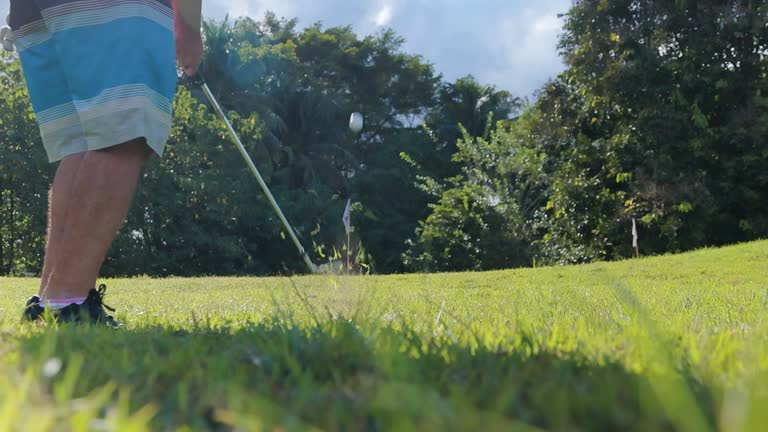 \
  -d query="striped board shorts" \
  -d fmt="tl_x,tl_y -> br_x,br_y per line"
9,0 -> 177,162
